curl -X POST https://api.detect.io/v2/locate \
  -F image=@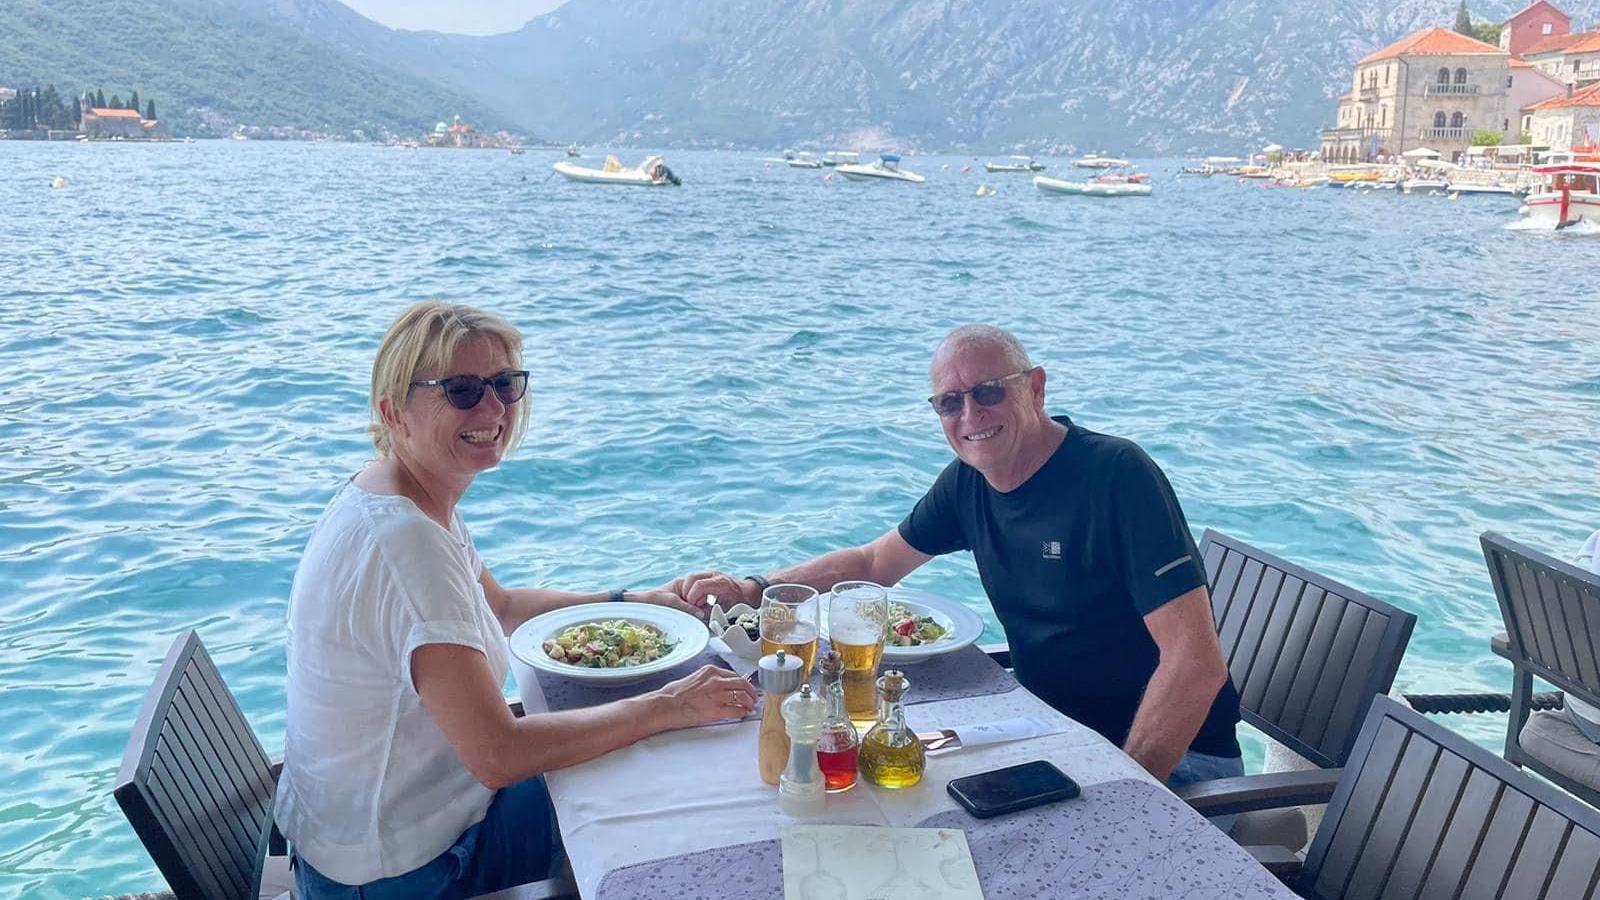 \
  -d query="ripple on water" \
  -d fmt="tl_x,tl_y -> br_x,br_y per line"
1,146 -> 1598,896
